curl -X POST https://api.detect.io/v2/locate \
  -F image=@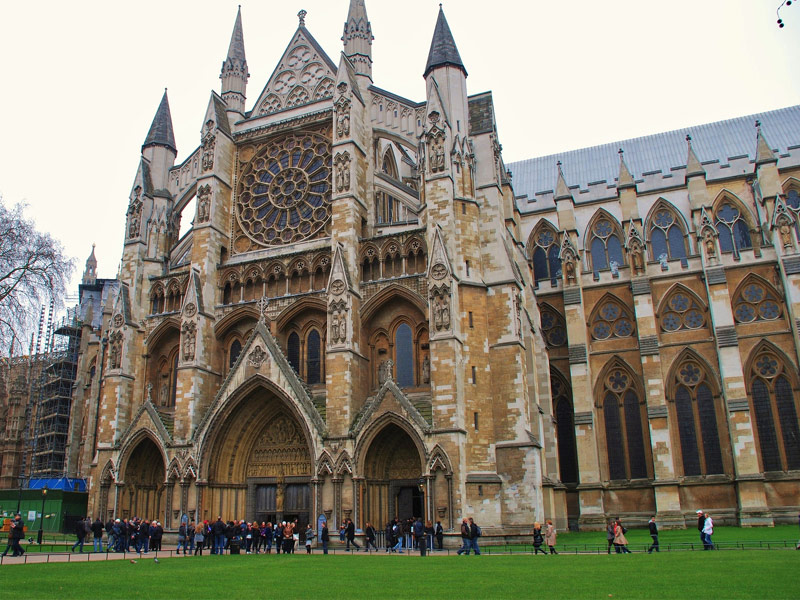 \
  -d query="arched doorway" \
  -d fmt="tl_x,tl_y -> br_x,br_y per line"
120,436 -> 165,520
202,384 -> 314,534
362,422 -> 425,528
